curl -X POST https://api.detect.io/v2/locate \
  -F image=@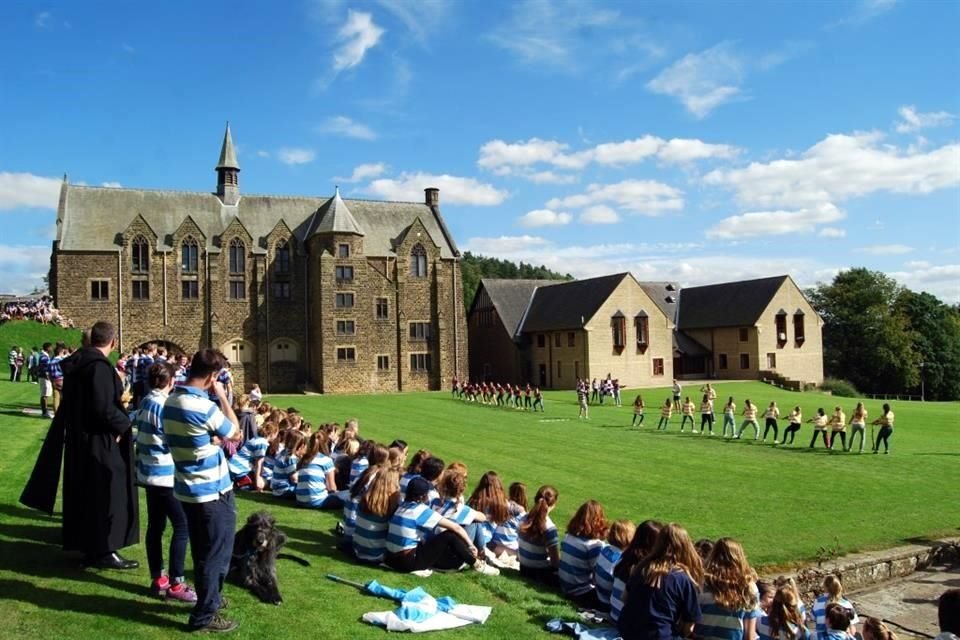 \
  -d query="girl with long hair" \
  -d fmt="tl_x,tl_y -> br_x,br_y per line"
862,617 -> 897,640
632,394 -> 646,427
353,466 -> 400,563
808,408 -> 830,449
812,575 -> 859,640
610,519 -> 663,624
490,482 -> 527,559
295,431 -> 342,509
467,471 -> 510,549
518,485 -> 561,585
723,397 -> 737,438
698,538 -> 761,640
595,519 -> 636,614
618,523 -> 704,640
558,500 -> 609,606
270,430 -> 305,498
758,585 -> 810,640
737,399 -> 760,440
847,403 -> 868,453
762,402 -> 780,444
657,397 -> 674,430
700,393 -> 715,435
872,403 -> 895,454
679,396 -> 696,433
780,407 -> 802,446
